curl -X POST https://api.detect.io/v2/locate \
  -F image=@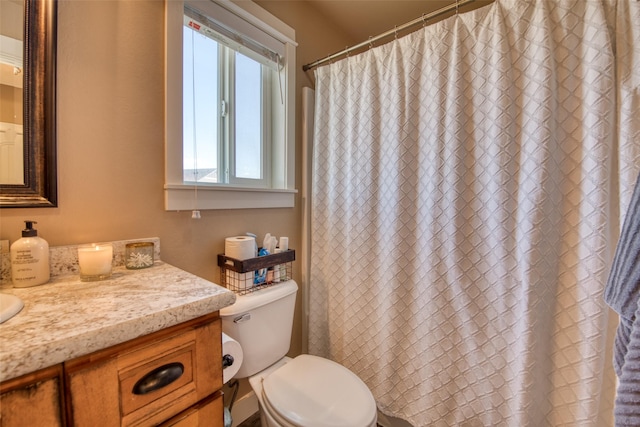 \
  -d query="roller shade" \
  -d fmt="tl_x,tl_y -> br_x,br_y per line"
184,3 -> 283,70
